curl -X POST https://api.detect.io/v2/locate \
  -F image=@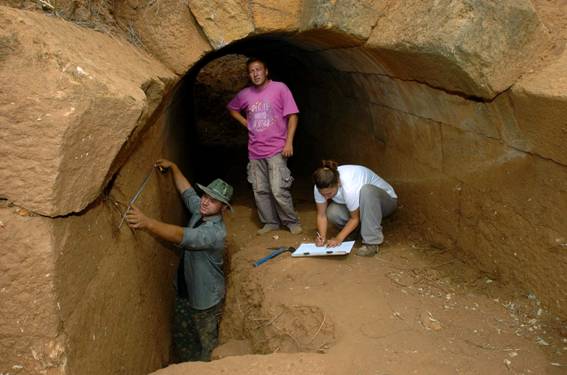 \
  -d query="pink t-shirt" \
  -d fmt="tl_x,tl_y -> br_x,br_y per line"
227,81 -> 299,160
